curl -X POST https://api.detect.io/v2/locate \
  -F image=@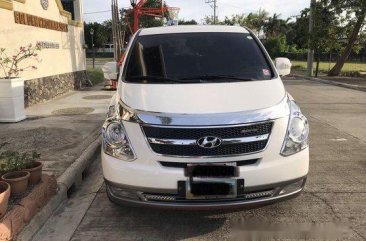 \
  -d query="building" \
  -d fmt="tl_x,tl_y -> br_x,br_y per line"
0,0 -> 87,107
